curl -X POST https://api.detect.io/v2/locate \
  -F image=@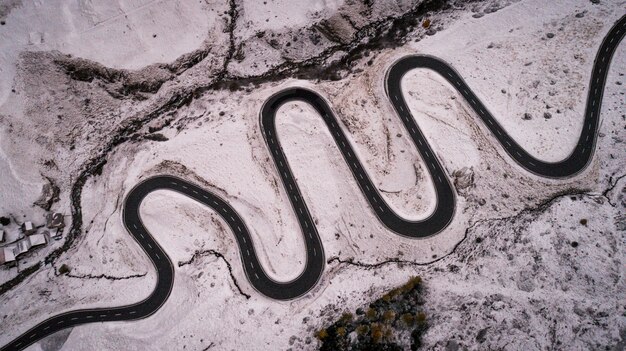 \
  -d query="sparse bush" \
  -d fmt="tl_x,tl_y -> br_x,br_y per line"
371,323 -> 384,343
340,312 -> 353,323
356,324 -> 369,336
58,264 -> 71,275
401,313 -> 415,327
366,308 -> 378,320
315,328 -> 328,340
382,310 -> 396,324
